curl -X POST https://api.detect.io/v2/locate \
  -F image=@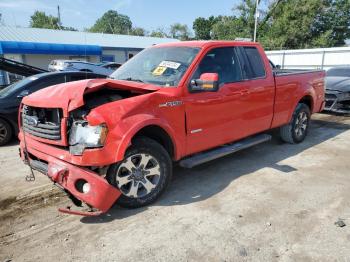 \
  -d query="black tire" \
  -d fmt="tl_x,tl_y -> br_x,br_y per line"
107,137 -> 172,208
280,103 -> 311,144
0,118 -> 13,146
